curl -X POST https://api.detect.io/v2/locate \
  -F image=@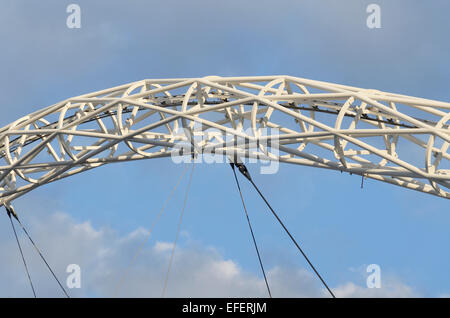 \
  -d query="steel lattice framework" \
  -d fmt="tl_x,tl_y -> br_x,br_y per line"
0,75 -> 449,206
